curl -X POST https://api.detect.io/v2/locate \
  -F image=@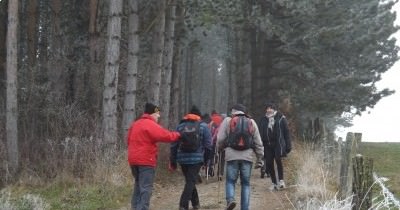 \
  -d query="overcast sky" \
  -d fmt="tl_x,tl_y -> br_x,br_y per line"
336,3 -> 400,142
